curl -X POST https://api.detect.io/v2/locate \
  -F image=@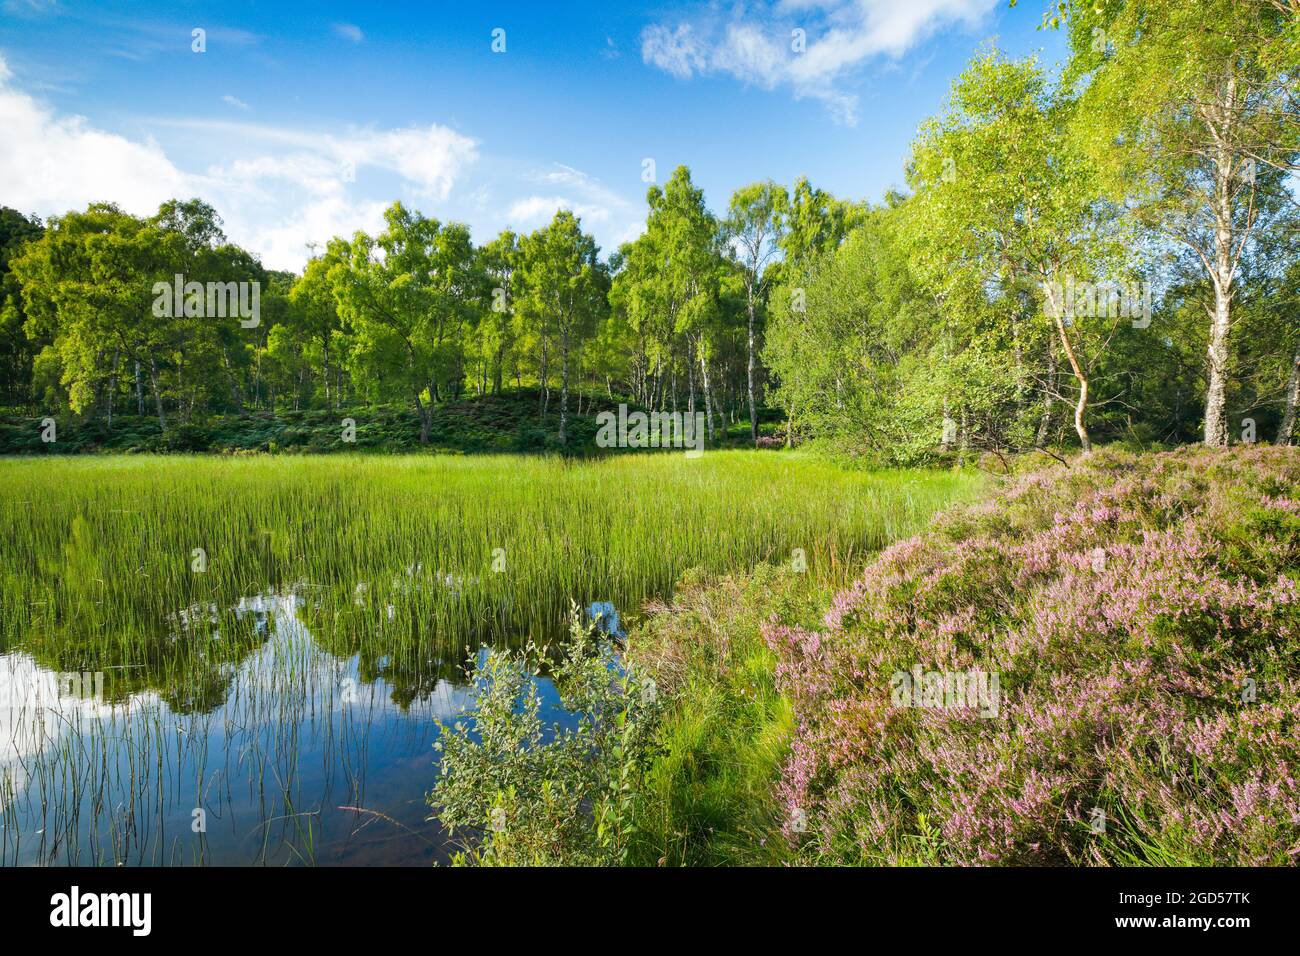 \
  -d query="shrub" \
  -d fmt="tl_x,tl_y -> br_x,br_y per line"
162,423 -> 212,452
428,603 -> 661,866
767,446 -> 1300,865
